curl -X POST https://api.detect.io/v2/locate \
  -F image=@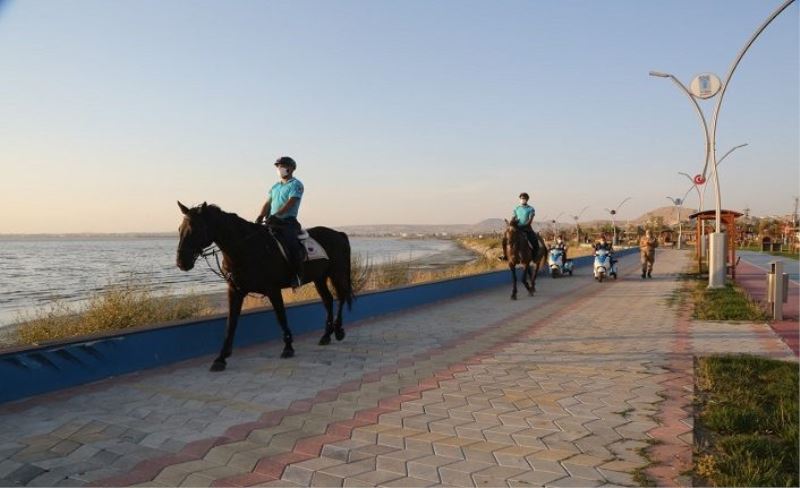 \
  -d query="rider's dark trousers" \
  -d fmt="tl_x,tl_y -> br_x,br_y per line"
520,226 -> 539,257
269,216 -> 304,284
